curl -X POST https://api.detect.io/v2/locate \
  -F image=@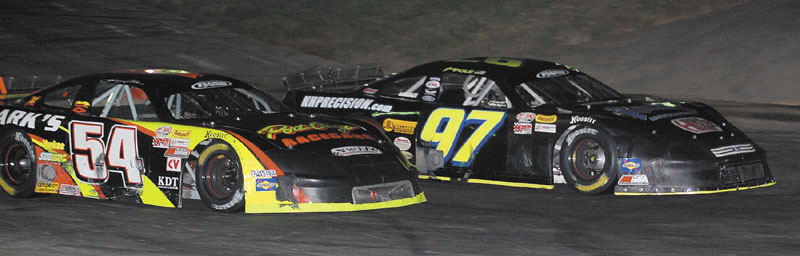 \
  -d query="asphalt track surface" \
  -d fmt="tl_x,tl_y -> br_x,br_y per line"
1,1 -> 799,255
